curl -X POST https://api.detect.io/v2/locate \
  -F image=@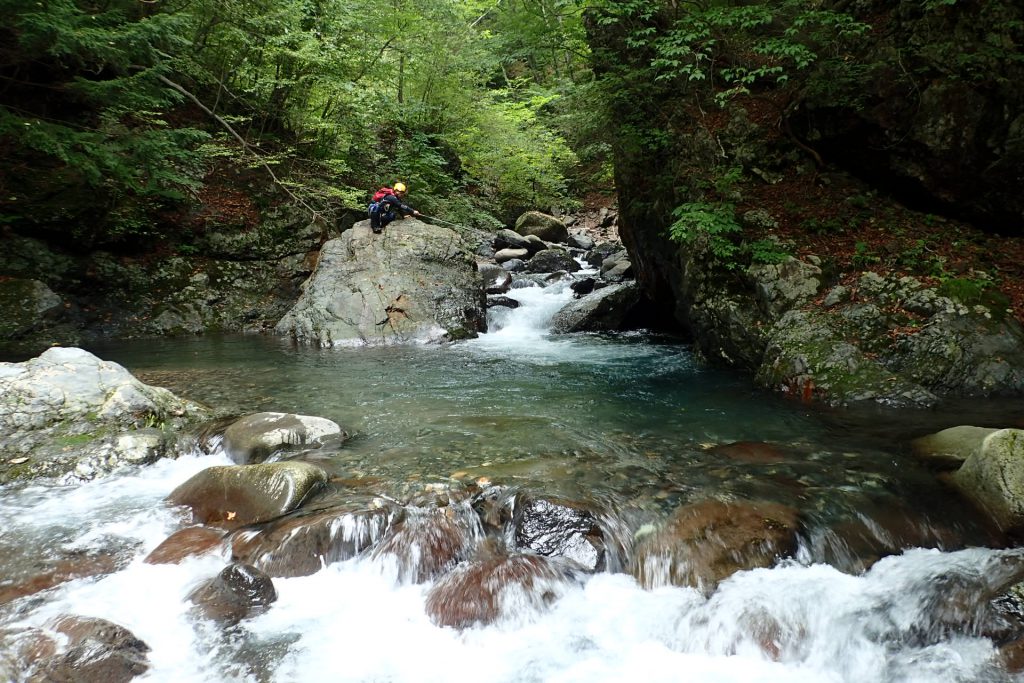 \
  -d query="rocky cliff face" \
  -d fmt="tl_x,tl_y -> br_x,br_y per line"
585,0 -> 1024,405
792,0 -> 1024,233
